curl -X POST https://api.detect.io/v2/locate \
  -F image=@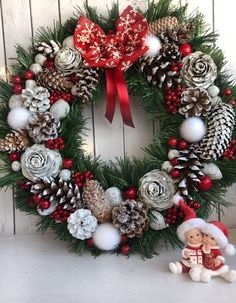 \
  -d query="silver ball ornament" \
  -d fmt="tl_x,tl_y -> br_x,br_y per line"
49,99 -> 70,120
11,161 -> 21,172
105,187 -> 123,207
8,94 -> 23,109
30,63 -> 42,75
7,107 -> 32,129
59,169 -> 71,181
35,53 -> 47,66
